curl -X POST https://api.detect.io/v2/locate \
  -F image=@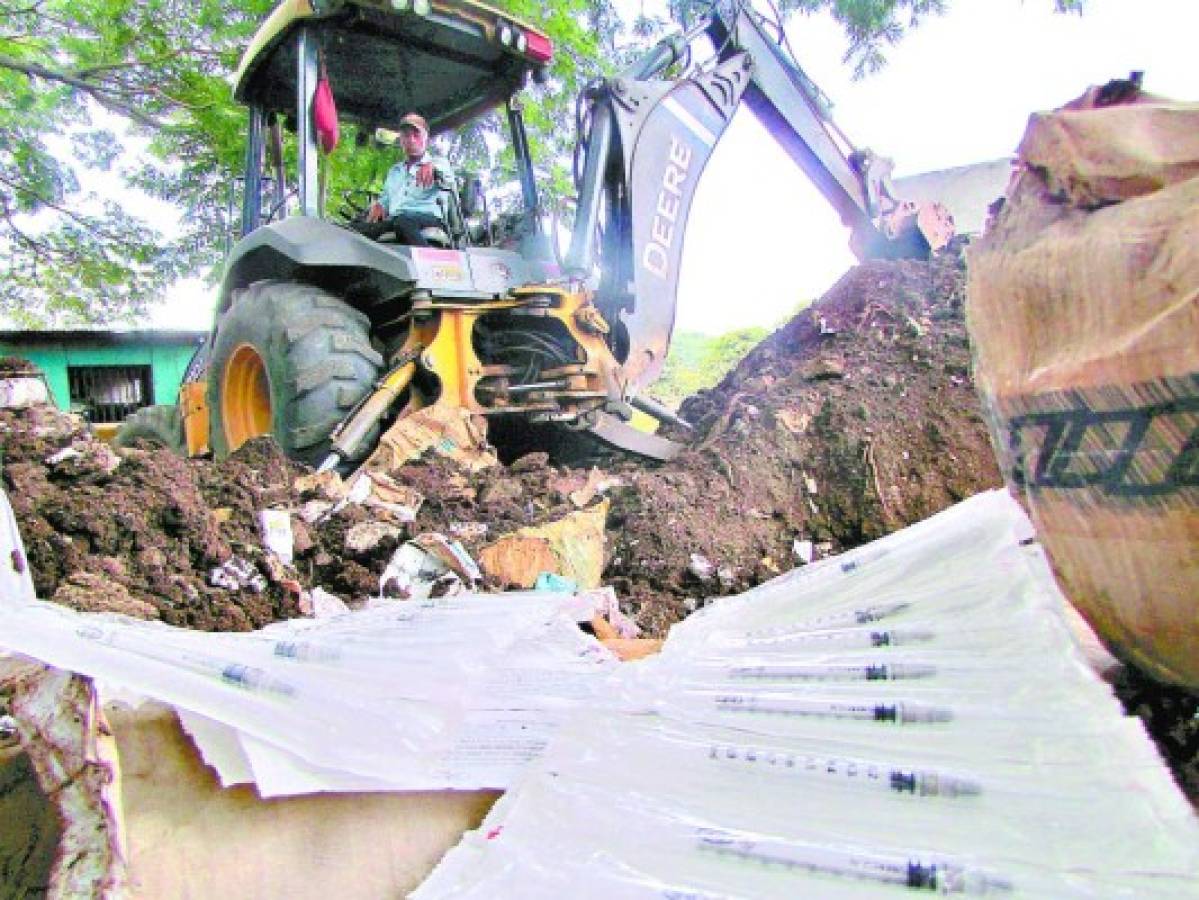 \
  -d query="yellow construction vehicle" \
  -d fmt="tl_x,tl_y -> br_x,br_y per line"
117,0 -> 950,469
